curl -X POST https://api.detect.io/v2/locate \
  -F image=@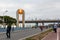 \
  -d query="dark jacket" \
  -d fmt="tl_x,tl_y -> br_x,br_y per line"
7,25 -> 11,32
